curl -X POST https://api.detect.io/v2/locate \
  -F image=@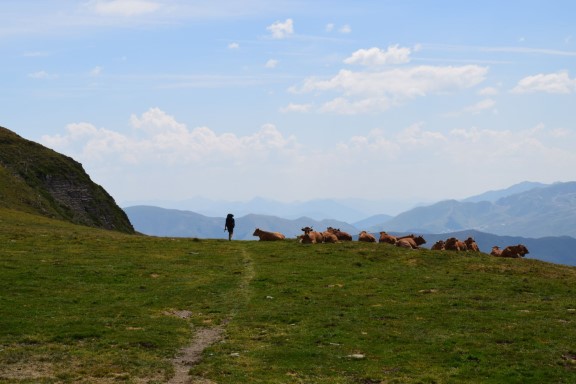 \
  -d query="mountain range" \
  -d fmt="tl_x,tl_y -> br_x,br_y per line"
377,181 -> 576,238
2,123 -> 573,267
124,181 -> 576,266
